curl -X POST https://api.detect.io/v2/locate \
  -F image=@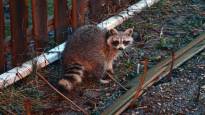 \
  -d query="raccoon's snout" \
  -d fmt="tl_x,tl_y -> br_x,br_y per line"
118,47 -> 124,50
112,41 -> 119,46
116,44 -> 126,50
